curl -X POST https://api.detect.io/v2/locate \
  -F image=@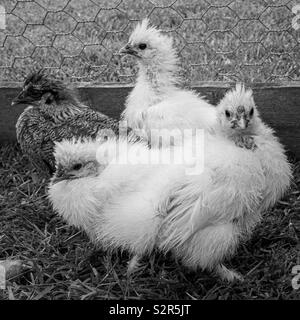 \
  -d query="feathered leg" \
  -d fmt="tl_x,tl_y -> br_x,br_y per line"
214,264 -> 244,282
173,223 -> 244,282
127,255 -> 142,276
